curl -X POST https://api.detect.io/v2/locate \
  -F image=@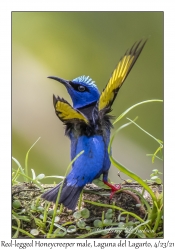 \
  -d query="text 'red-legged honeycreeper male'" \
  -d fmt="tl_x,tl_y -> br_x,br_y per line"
42,39 -> 147,210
